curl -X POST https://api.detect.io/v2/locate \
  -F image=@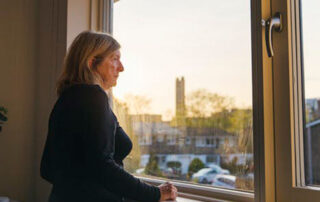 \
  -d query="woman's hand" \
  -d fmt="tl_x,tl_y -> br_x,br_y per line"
158,182 -> 178,201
